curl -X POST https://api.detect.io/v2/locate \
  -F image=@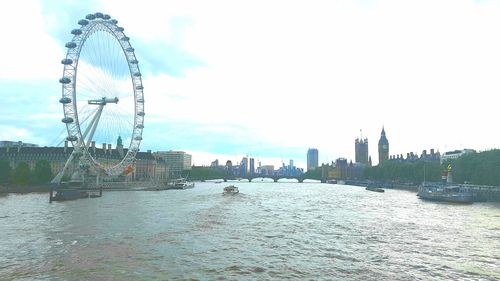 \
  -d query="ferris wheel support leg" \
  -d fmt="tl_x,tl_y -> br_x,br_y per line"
85,105 -> 104,148
51,152 -> 76,184
97,172 -> 103,197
